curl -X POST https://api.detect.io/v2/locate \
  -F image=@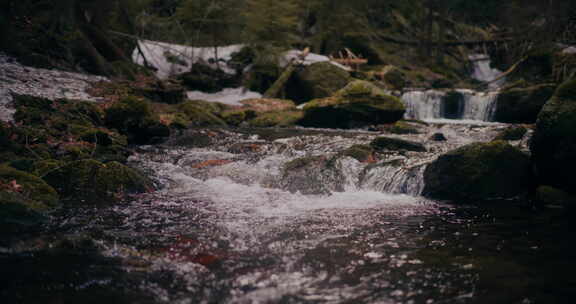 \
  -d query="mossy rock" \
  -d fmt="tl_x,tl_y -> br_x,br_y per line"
380,121 -> 421,134
341,144 -> 375,162
179,62 -> 239,93
286,61 -> 351,103
494,84 -> 556,123
105,96 -> 170,144
221,110 -> 250,126
0,191 -> 47,234
494,126 -> 528,141
536,186 -> 576,207
0,165 -> 59,208
239,98 -> 296,113
247,110 -> 304,128
380,66 -> 406,90
530,78 -> 576,194
132,82 -> 186,104
43,159 -> 153,204
299,80 -> 405,129
423,141 -> 531,203
370,137 -> 426,152
178,100 -> 227,127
